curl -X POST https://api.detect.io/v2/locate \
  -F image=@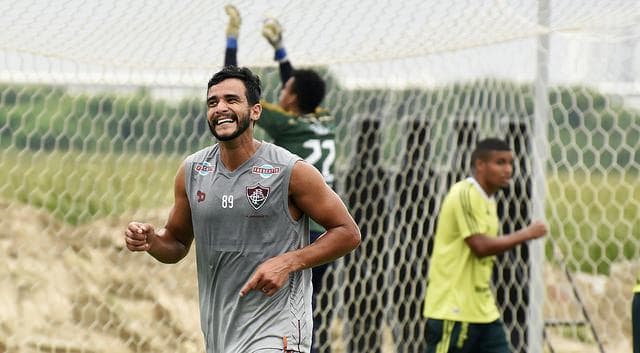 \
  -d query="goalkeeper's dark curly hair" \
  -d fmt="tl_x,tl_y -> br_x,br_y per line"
291,69 -> 326,114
